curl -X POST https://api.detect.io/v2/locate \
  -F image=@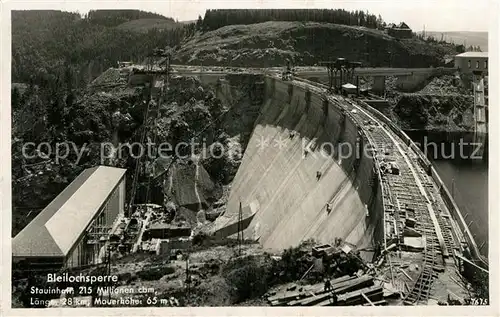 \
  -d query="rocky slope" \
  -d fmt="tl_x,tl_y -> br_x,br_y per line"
175,21 -> 460,68
383,75 -> 476,132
